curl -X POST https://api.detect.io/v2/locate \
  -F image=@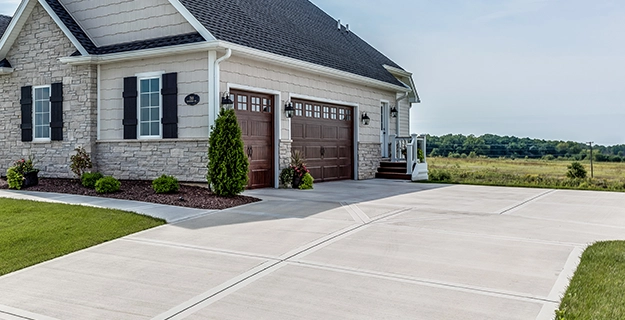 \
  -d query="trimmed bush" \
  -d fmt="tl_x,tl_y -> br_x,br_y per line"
152,175 -> 179,194
299,173 -> 314,190
81,172 -> 103,189
95,176 -> 121,194
6,167 -> 23,190
207,108 -> 249,196
279,167 -> 294,188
